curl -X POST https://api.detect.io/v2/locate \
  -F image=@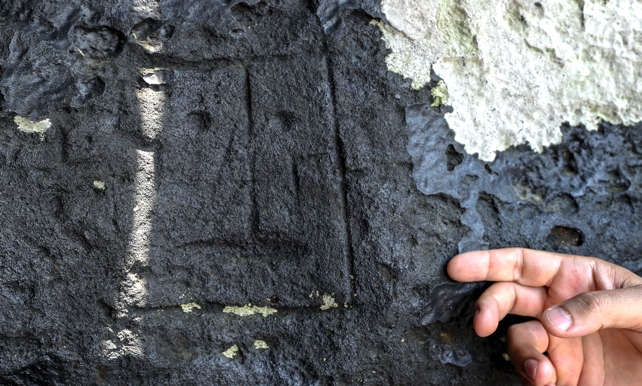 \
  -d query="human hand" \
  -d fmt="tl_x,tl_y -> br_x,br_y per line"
447,248 -> 642,386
